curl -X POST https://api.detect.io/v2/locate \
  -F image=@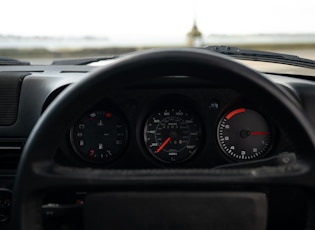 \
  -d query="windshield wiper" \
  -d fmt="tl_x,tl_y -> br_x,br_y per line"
204,46 -> 315,70
0,57 -> 30,66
